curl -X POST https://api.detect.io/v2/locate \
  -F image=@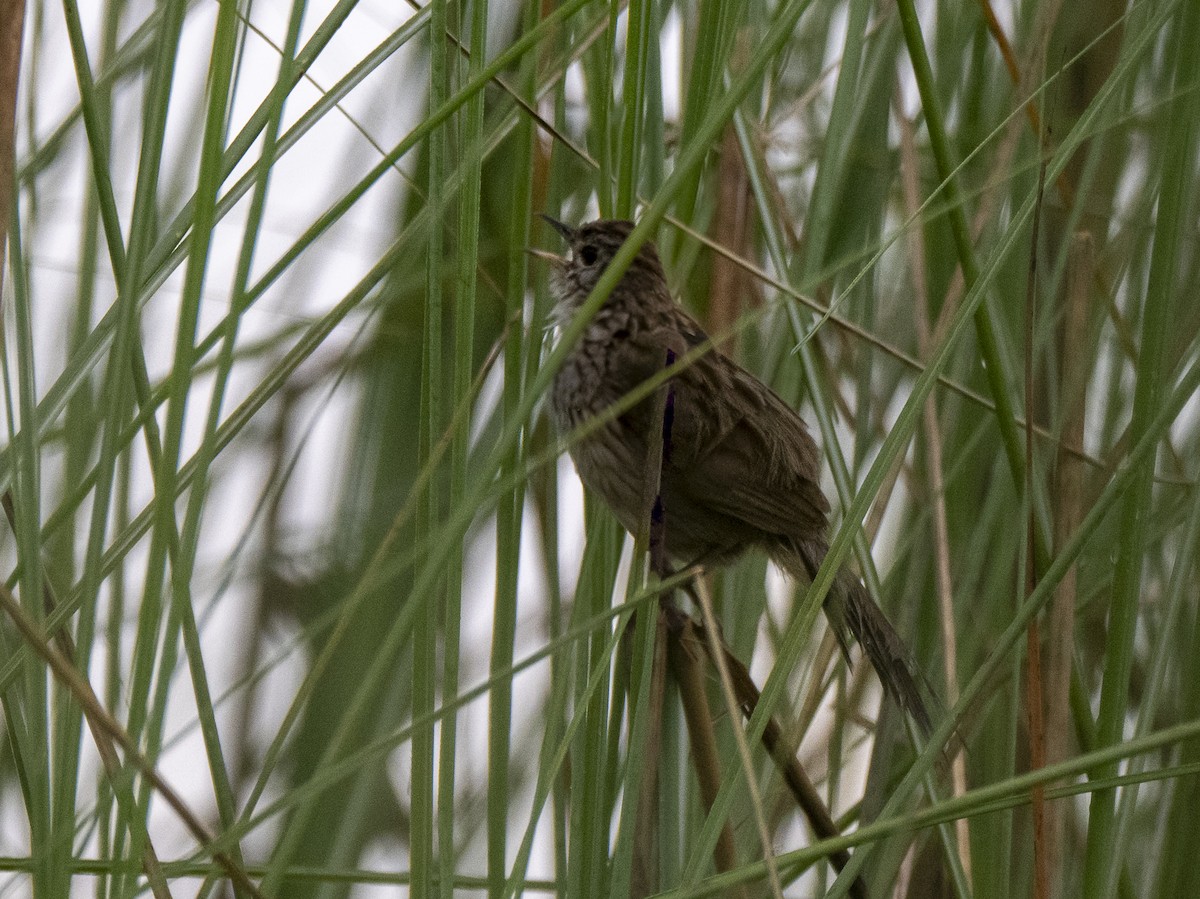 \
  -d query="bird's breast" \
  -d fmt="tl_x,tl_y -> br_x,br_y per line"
550,318 -> 630,428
